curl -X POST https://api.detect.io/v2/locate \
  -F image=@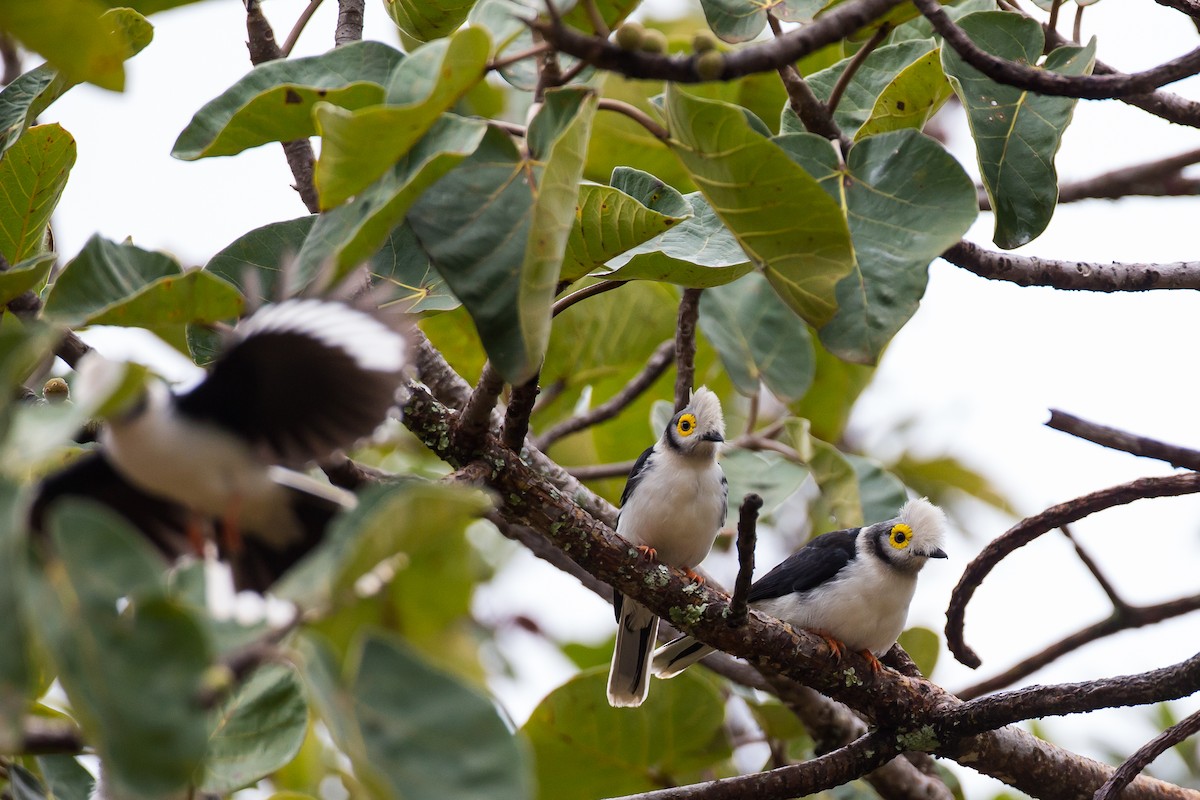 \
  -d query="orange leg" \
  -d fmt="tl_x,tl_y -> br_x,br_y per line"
220,494 -> 244,555
814,631 -> 847,662
186,514 -> 206,556
683,567 -> 705,584
858,649 -> 884,673
635,544 -> 657,561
